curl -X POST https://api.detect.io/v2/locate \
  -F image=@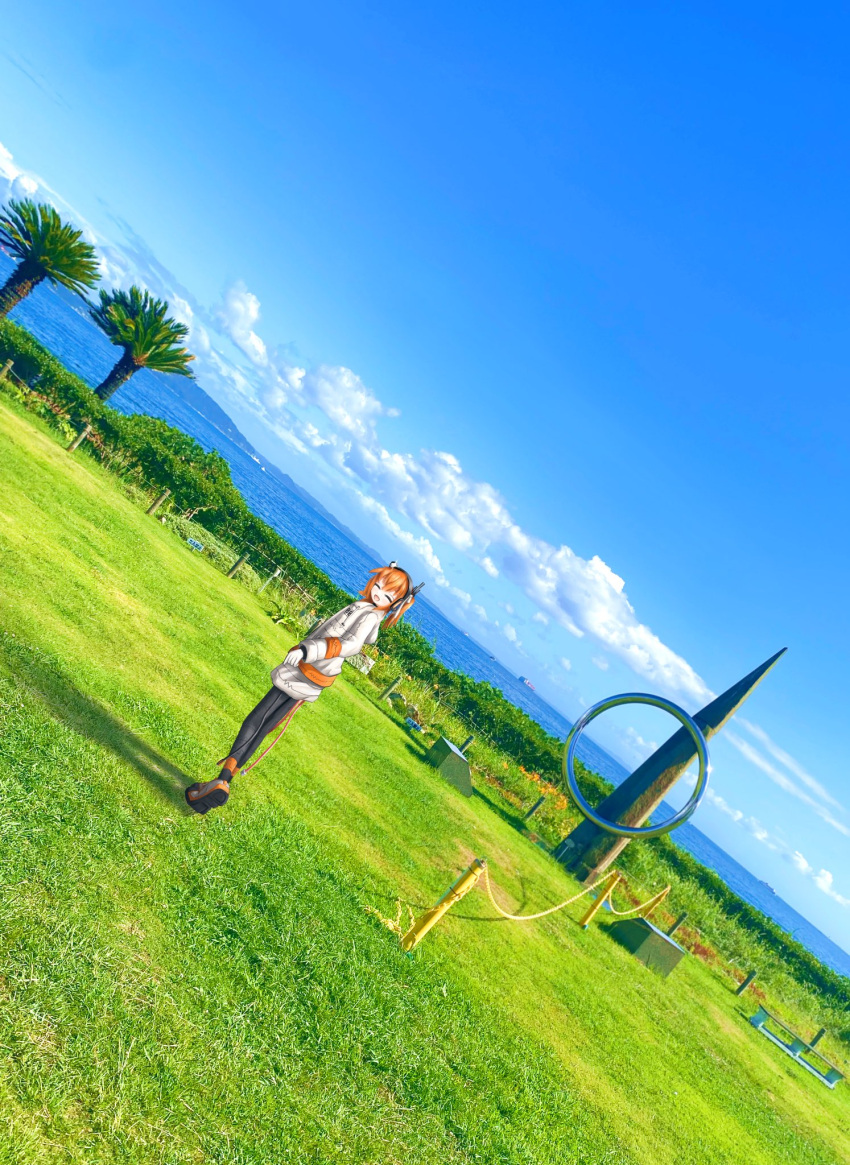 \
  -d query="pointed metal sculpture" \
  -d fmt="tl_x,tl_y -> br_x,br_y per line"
552,649 -> 787,882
